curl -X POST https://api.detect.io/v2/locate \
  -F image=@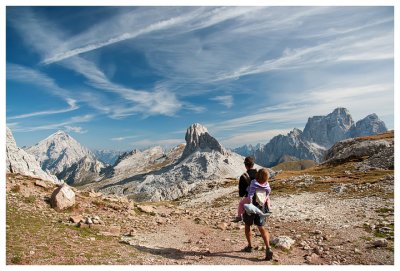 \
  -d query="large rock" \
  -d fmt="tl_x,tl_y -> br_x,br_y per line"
6,127 -> 59,183
271,236 -> 295,250
50,184 -> 76,210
